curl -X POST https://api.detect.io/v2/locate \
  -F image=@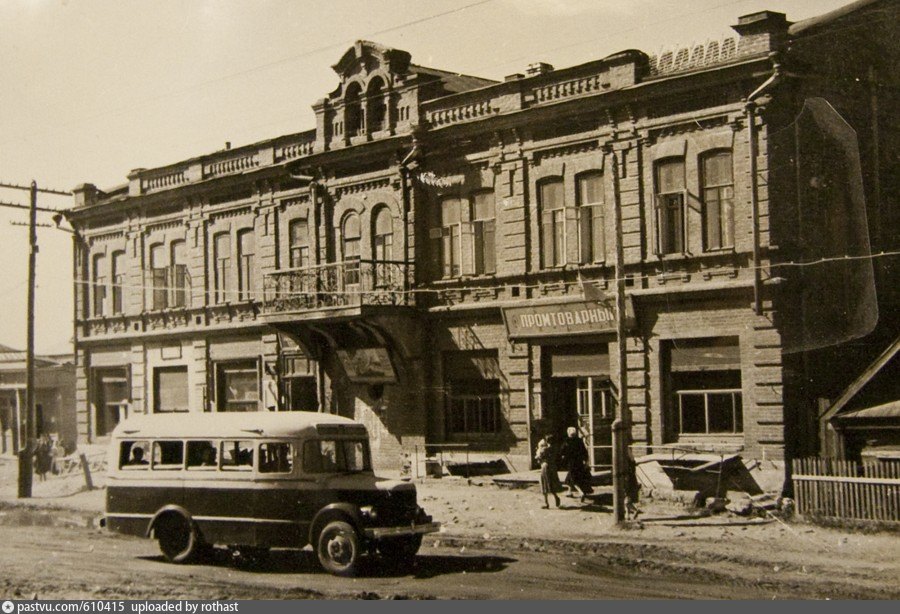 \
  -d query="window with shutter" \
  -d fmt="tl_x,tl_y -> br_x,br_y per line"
539,179 -> 565,267
655,159 -> 686,254
472,191 -> 496,275
701,150 -> 734,250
